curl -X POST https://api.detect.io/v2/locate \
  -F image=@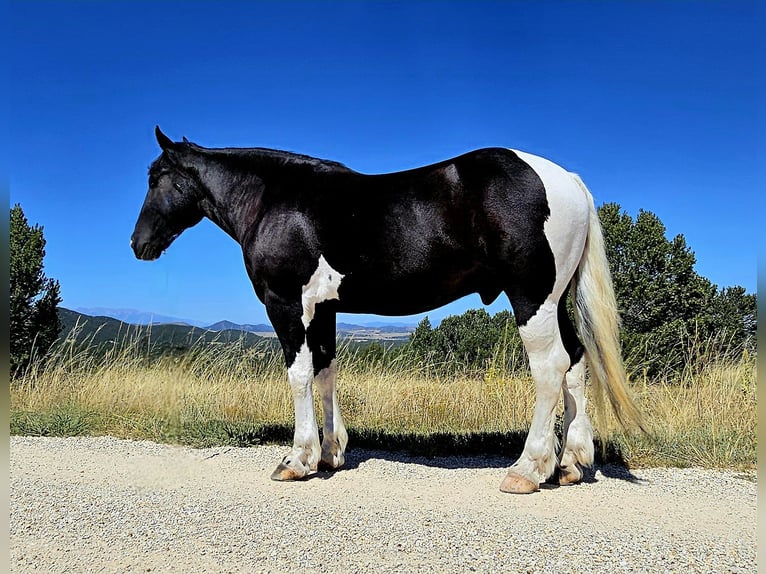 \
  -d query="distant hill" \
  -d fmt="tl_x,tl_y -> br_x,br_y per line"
335,323 -> 414,341
58,308 -> 266,349
73,307 -> 204,327
58,308 -> 415,346
205,320 -> 275,334
203,320 -> 413,341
